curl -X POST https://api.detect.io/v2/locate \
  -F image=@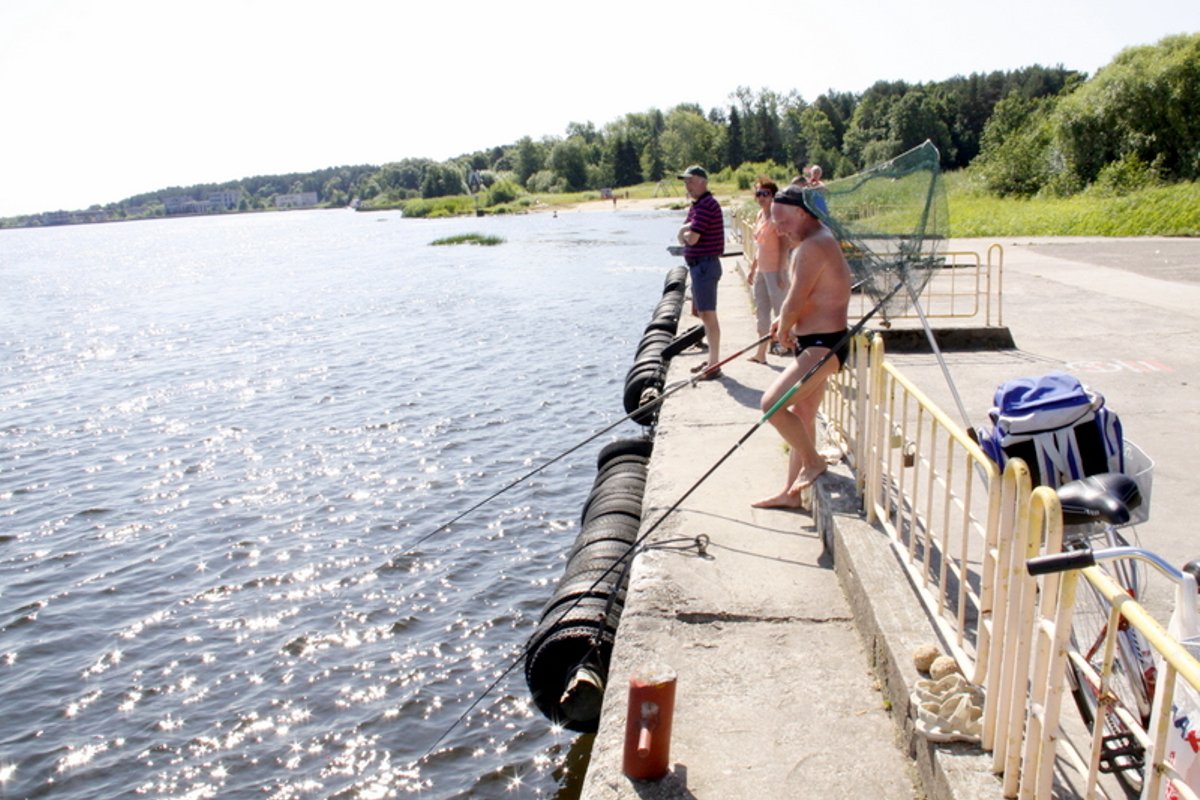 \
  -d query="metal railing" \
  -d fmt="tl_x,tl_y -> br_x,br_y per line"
823,331 -> 1200,799
826,334 -> 1000,679
847,245 -> 1005,327
731,209 -> 1006,328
